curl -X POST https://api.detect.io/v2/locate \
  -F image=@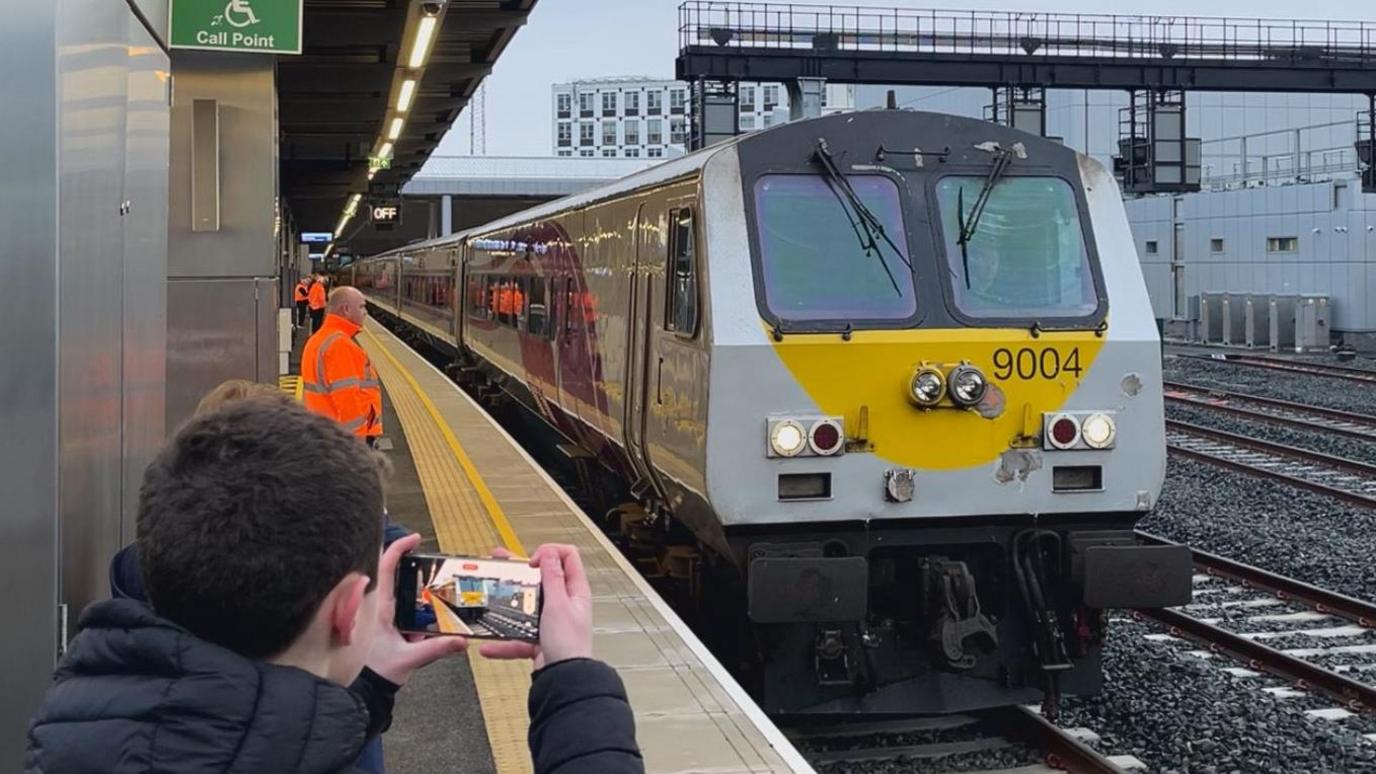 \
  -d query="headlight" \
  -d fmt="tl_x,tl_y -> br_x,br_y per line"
909,367 -> 945,407
768,420 -> 807,457
1081,413 -> 1116,449
948,365 -> 988,407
